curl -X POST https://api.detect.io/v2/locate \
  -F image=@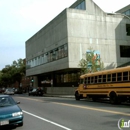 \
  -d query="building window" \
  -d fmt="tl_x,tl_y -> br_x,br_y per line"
27,43 -> 68,68
64,44 -> 68,57
47,52 -> 50,62
123,9 -> 130,16
80,1 -> 85,10
126,24 -> 130,36
50,51 -> 53,61
52,51 -> 56,61
45,53 -> 48,63
31,60 -> 33,67
37,57 -> 39,65
74,0 -> 86,10
41,55 -> 44,64
58,47 -> 62,59
32,59 -> 34,67
120,45 -> 130,58
61,46 -> 64,58
34,58 -> 36,66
